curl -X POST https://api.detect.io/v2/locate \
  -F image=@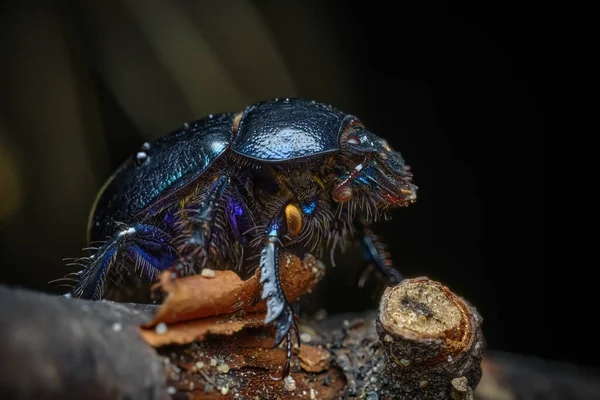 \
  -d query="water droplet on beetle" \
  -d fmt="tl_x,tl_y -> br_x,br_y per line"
136,151 -> 148,164
141,142 -> 151,151
183,122 -> 190,129
209,114 -> 213,119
